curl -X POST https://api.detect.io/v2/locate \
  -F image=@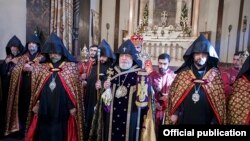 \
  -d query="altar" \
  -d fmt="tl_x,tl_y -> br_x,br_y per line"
141,26 -> 196,67
134,0 -> 197,67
